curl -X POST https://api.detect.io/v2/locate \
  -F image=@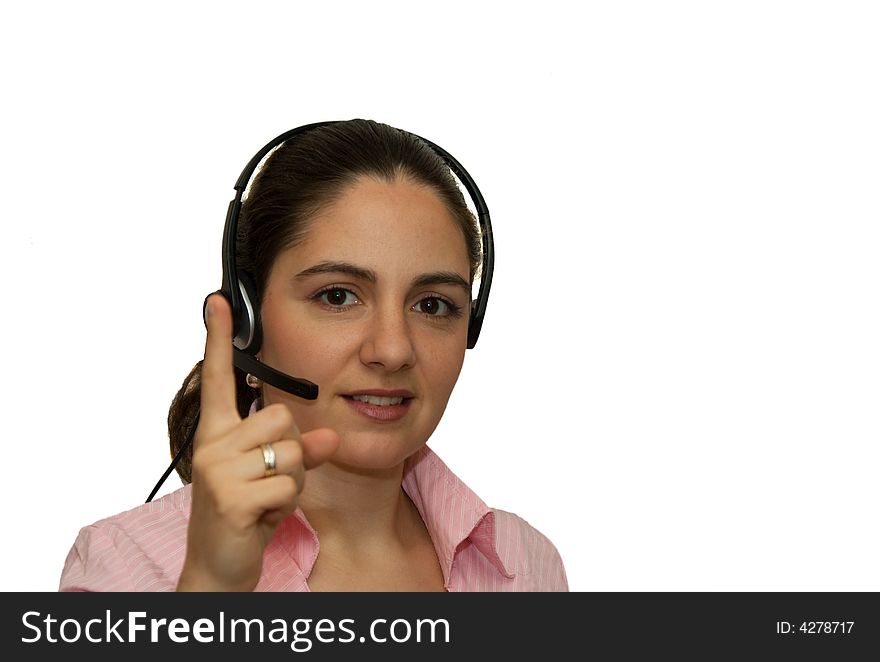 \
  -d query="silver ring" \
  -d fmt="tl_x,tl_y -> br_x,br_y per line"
260,443 -> 277,478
